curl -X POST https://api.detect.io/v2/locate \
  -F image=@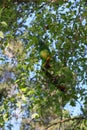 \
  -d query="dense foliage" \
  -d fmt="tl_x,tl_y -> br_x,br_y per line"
0,0 -> 87,129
